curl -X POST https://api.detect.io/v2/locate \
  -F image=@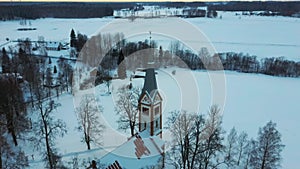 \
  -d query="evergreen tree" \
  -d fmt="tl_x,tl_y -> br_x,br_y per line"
70,29 -> 76,48
158,46 -> 163,64
1,48 -> 10,73
76,33 -> 88,52
117,50 -> 127,79
250,121 -> 284,169
48,57 -> 52,64
0,75 -> 28,146
53,65 -> 57,74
